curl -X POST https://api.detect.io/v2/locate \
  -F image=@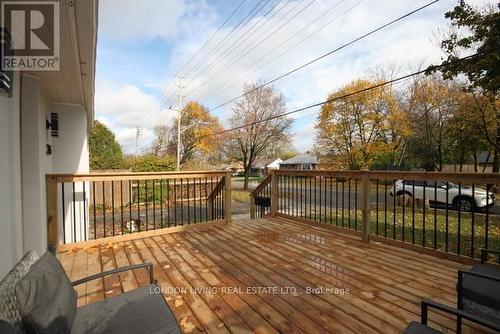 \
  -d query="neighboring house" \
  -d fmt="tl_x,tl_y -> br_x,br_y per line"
279,153 -> 318,170
0,0 -> 98,277
219,161 -> 245,175
250,158 -> 282,177
441,151 -> 494,173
